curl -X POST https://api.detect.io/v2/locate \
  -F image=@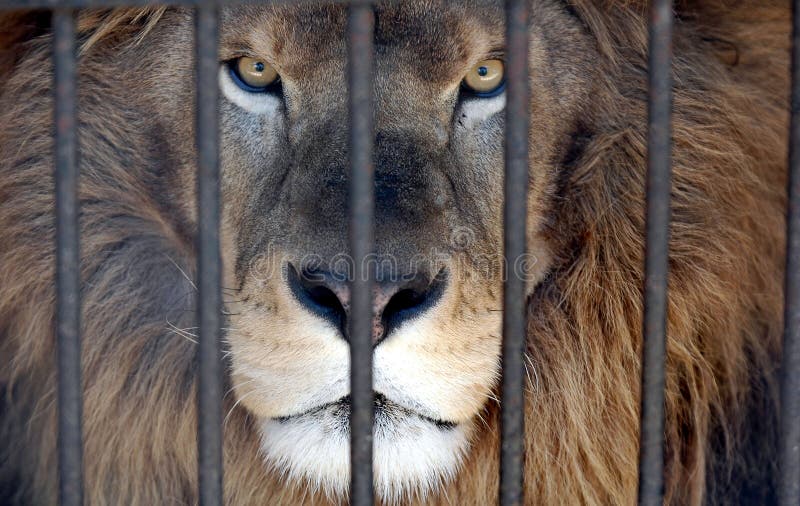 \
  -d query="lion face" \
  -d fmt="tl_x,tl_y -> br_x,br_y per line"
0,0 -> 791,503
161,0 -> 593,499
